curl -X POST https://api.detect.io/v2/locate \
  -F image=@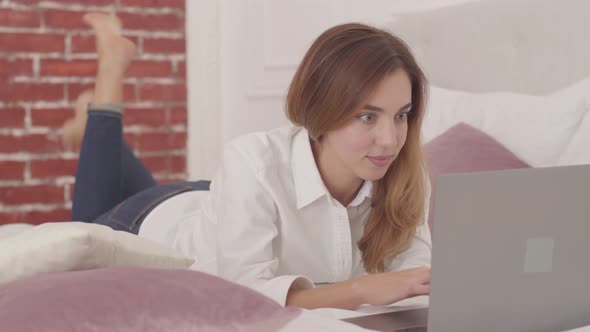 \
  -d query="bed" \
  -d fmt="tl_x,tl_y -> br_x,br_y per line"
1,0 -> 589,330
